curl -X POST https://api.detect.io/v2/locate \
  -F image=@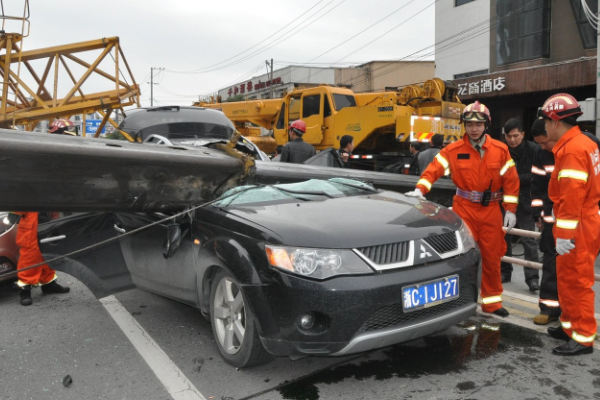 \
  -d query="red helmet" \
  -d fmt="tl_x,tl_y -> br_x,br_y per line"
538,93 -> 582,121
49,118 -> 77,135
461,101 -> 491,124
289,120 -> 306,134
